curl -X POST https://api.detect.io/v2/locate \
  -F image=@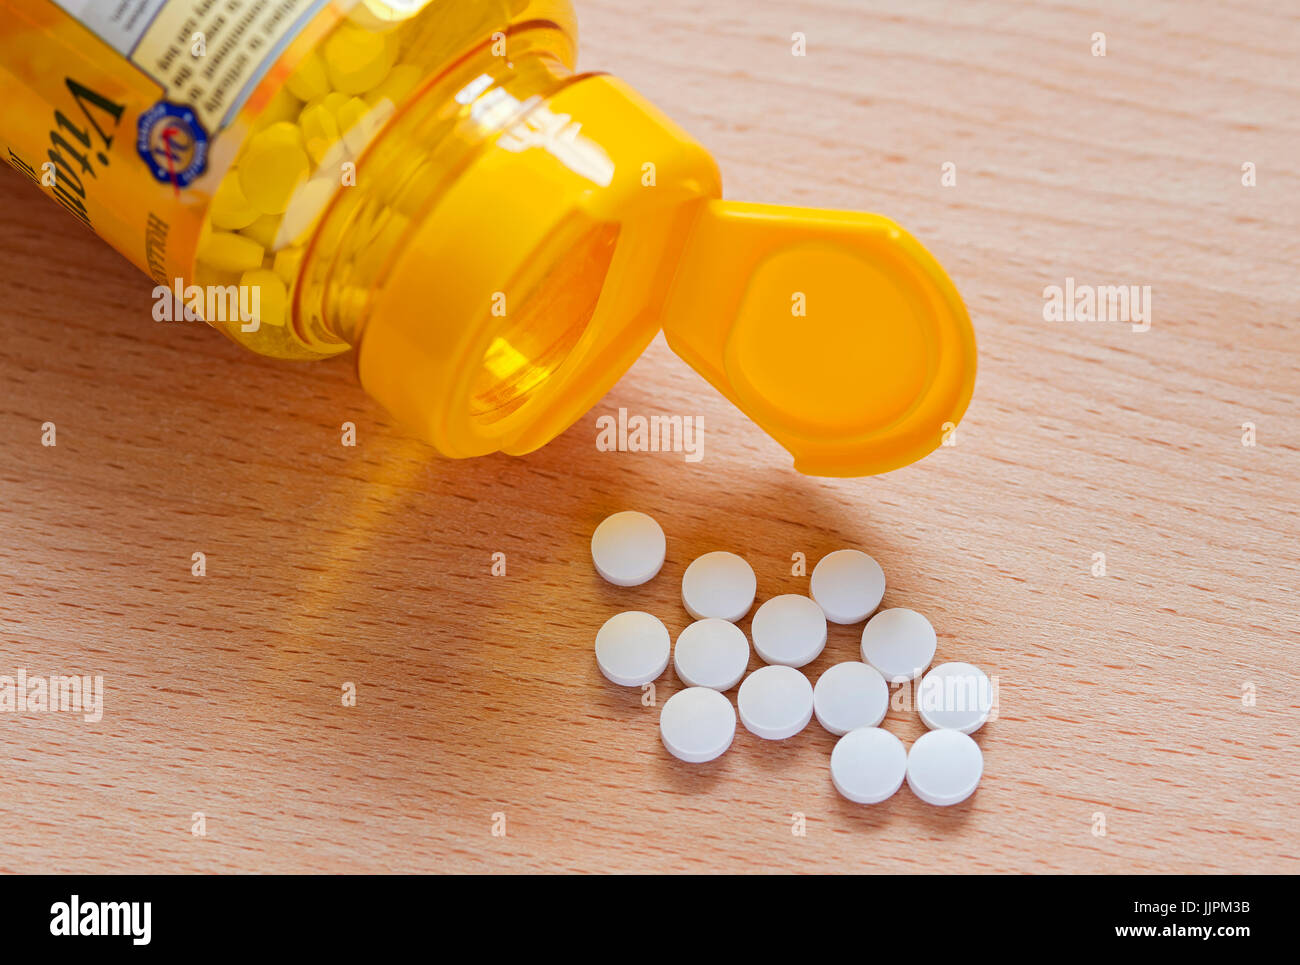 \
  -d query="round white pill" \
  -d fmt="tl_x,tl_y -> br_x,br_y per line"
673,618 -> 751,691
812,661 -> 889,735
810,549 -> 886,624
594,611 -> 671,687
830,727 -> 907,804
750,594 -> 827,667
860,607 -> 936,683
659,686 -> 736,763
590,511 -> 666,587
737,665 -> 813,740
917,661 -> 994,734
906,729 -> 983,806
681,551 -> 757,622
